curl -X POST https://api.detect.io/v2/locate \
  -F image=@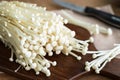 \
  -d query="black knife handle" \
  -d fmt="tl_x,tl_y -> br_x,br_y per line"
85,7 -> 120,29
